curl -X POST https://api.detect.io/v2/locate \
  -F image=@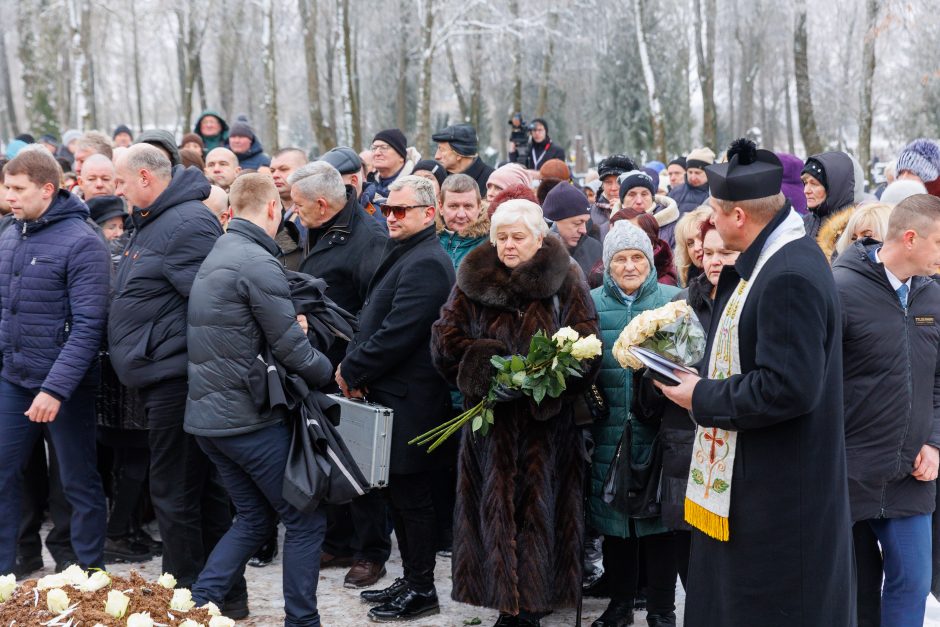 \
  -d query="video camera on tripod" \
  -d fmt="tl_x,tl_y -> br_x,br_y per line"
508,112 -> 535,166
